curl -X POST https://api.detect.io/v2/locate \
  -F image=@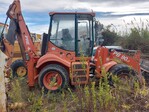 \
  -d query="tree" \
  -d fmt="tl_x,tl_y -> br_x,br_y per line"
102,26 -> 121,46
